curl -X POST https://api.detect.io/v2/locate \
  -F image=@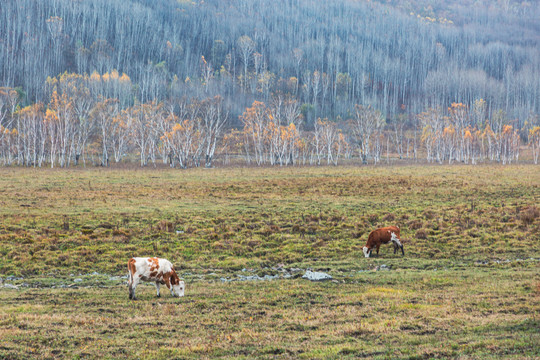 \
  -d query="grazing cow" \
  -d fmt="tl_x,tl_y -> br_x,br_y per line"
128,257 -> 185,300
362,226 -> 404,258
